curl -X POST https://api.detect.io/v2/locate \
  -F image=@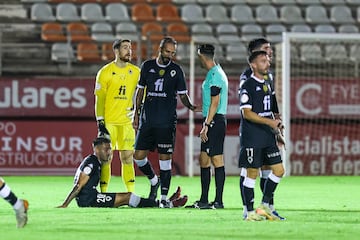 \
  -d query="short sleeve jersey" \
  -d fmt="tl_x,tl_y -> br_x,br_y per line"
239,75 -> 276,148
239,67 -> 278,114
138,59 -> 187,127
95,62 -> 140,125
202,65 -> 228,117
74,154 -> 101,205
